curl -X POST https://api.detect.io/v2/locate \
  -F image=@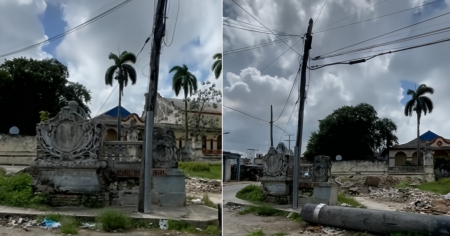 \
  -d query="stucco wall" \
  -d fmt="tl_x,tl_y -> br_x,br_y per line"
331,160 -> 388,175
0,134 -> 36,165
